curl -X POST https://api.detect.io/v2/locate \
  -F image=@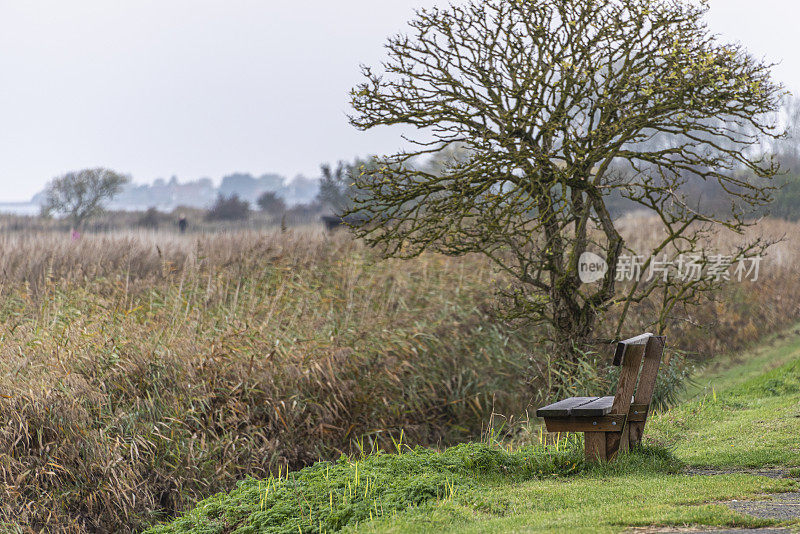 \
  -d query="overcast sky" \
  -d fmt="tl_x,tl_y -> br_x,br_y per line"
1,0 -> 799,202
